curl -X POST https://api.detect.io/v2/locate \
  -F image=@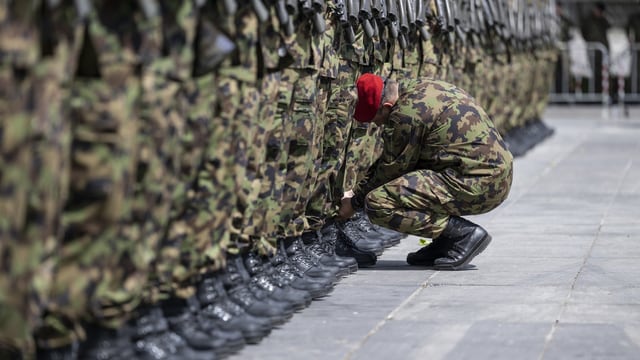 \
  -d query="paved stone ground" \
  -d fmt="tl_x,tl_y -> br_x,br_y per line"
229,105 -> 640,360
